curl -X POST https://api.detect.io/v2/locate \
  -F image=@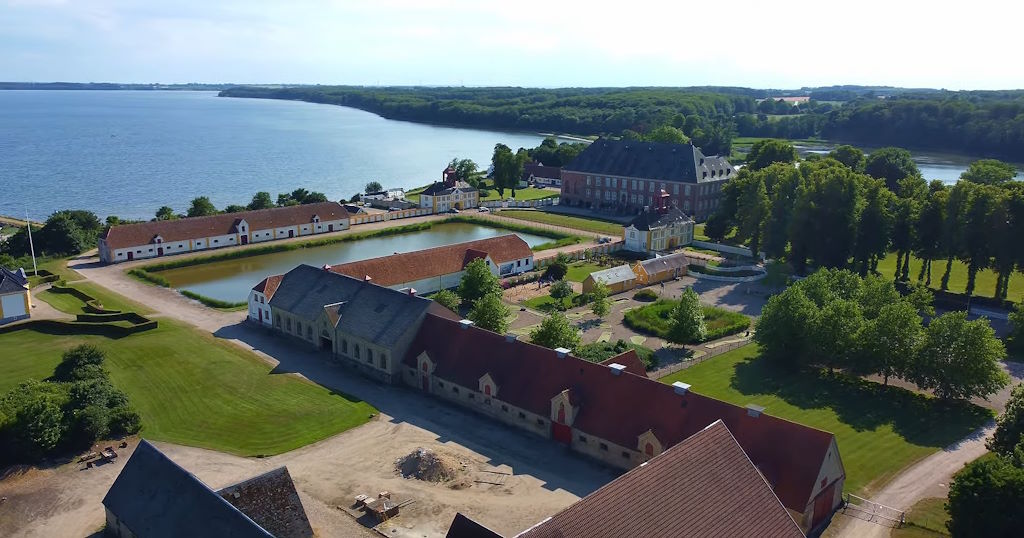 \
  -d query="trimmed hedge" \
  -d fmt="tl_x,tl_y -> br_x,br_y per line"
0,317 -> 156,337
688,264 -> 764,278
633,288 -> 659,302
49,283 -> 122,314
623,299 -> 750,343
180,290 -> 247,310
128,268 -> 170,287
